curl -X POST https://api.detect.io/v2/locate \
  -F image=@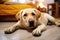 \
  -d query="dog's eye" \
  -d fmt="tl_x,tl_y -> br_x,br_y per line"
24,14 -> 27,16
32,13 -> 35,16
